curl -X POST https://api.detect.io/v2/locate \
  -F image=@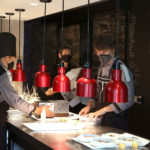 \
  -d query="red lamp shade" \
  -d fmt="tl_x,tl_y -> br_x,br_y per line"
104,69 -> 128,103
52,66 -> 70,92
12,60 -> 26,82
76,68 -> 96,98
34,64 -> 51,87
